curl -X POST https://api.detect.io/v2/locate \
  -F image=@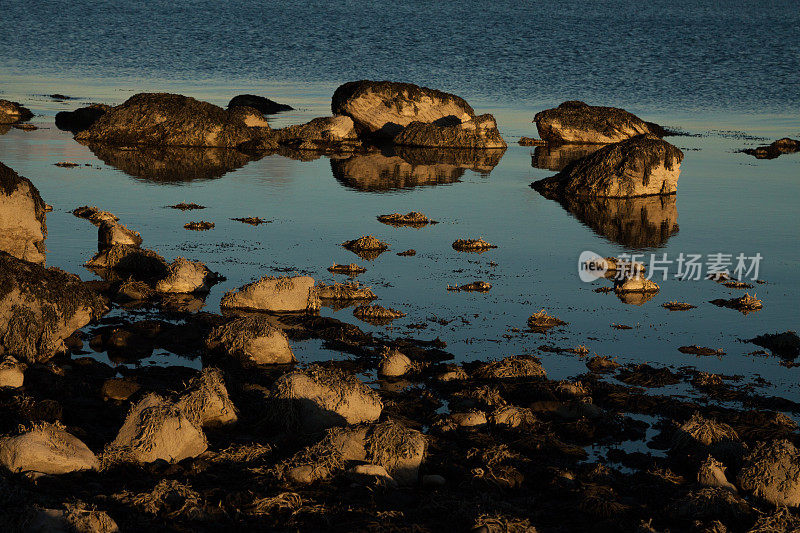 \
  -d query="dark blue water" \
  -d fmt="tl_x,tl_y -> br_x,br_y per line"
3,0 -> 799,114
